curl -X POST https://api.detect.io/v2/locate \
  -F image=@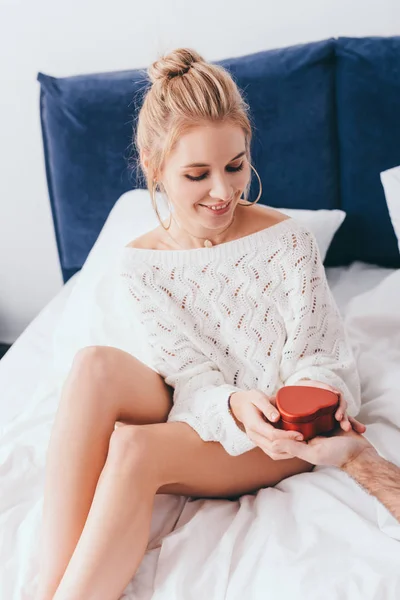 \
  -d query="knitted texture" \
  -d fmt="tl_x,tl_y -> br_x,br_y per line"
116,218 -> 360,456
